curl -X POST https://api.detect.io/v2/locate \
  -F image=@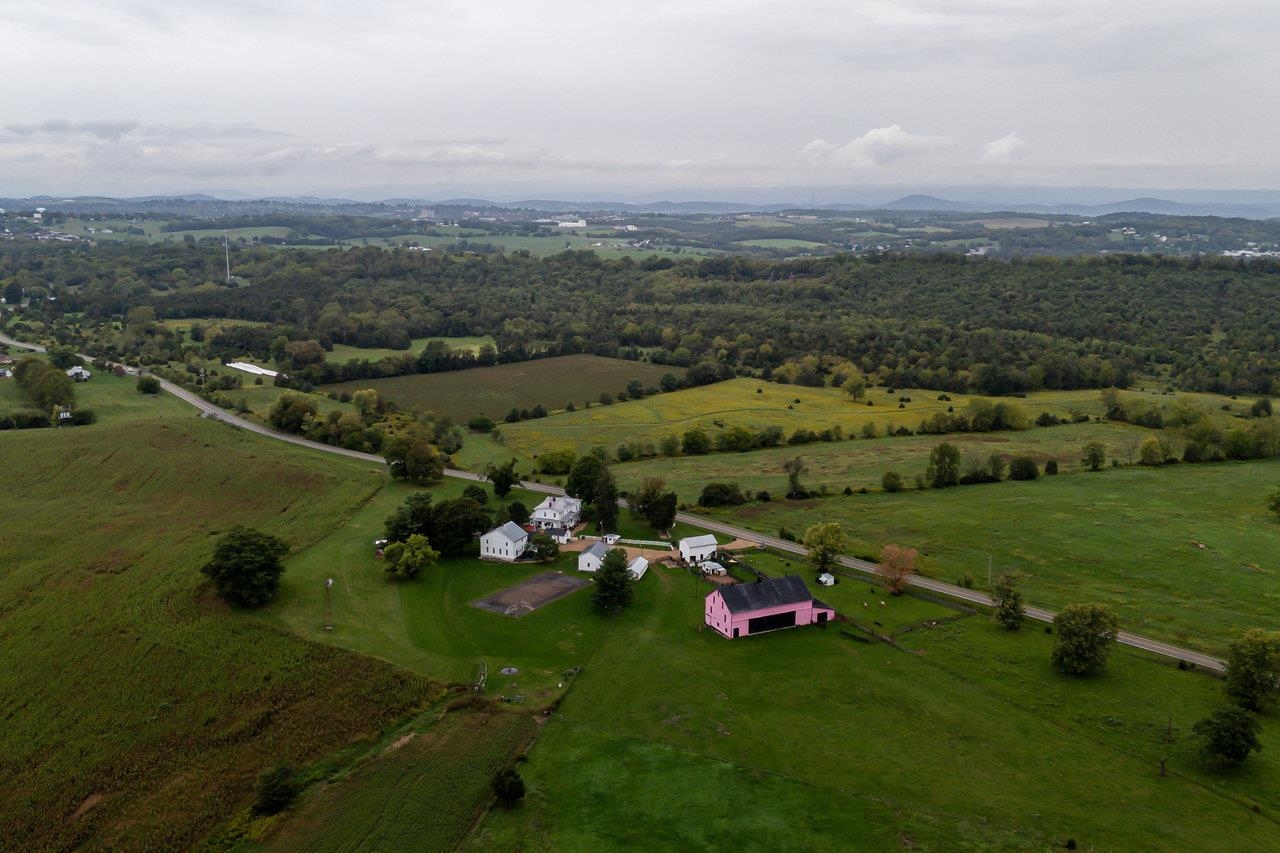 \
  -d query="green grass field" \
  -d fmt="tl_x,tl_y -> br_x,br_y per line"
0,382 -> 432,848
471,562 -> 1280,849
705,458 -> 1280,654
349,232 -> 718,260
263,479 -> 614,699
265,707 -> 535,852
734,237 -> 827,249
325,335 -> 496,364
323,355 -> 684,421
491,377 -> 1248,463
